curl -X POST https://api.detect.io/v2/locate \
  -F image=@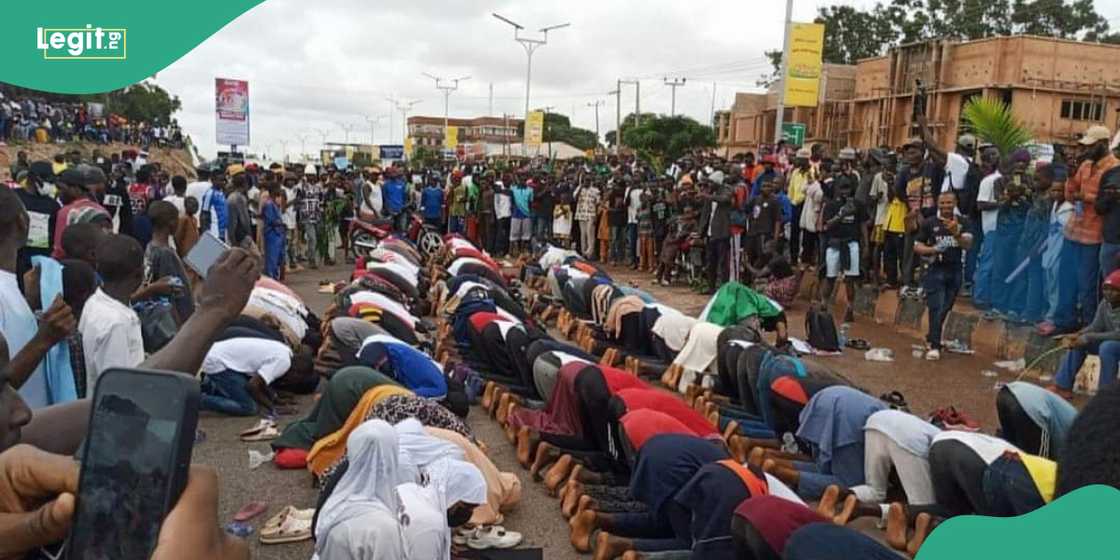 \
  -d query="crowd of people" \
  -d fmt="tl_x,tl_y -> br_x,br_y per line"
0,90 -> 185,148
1,115 -> 1120,559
